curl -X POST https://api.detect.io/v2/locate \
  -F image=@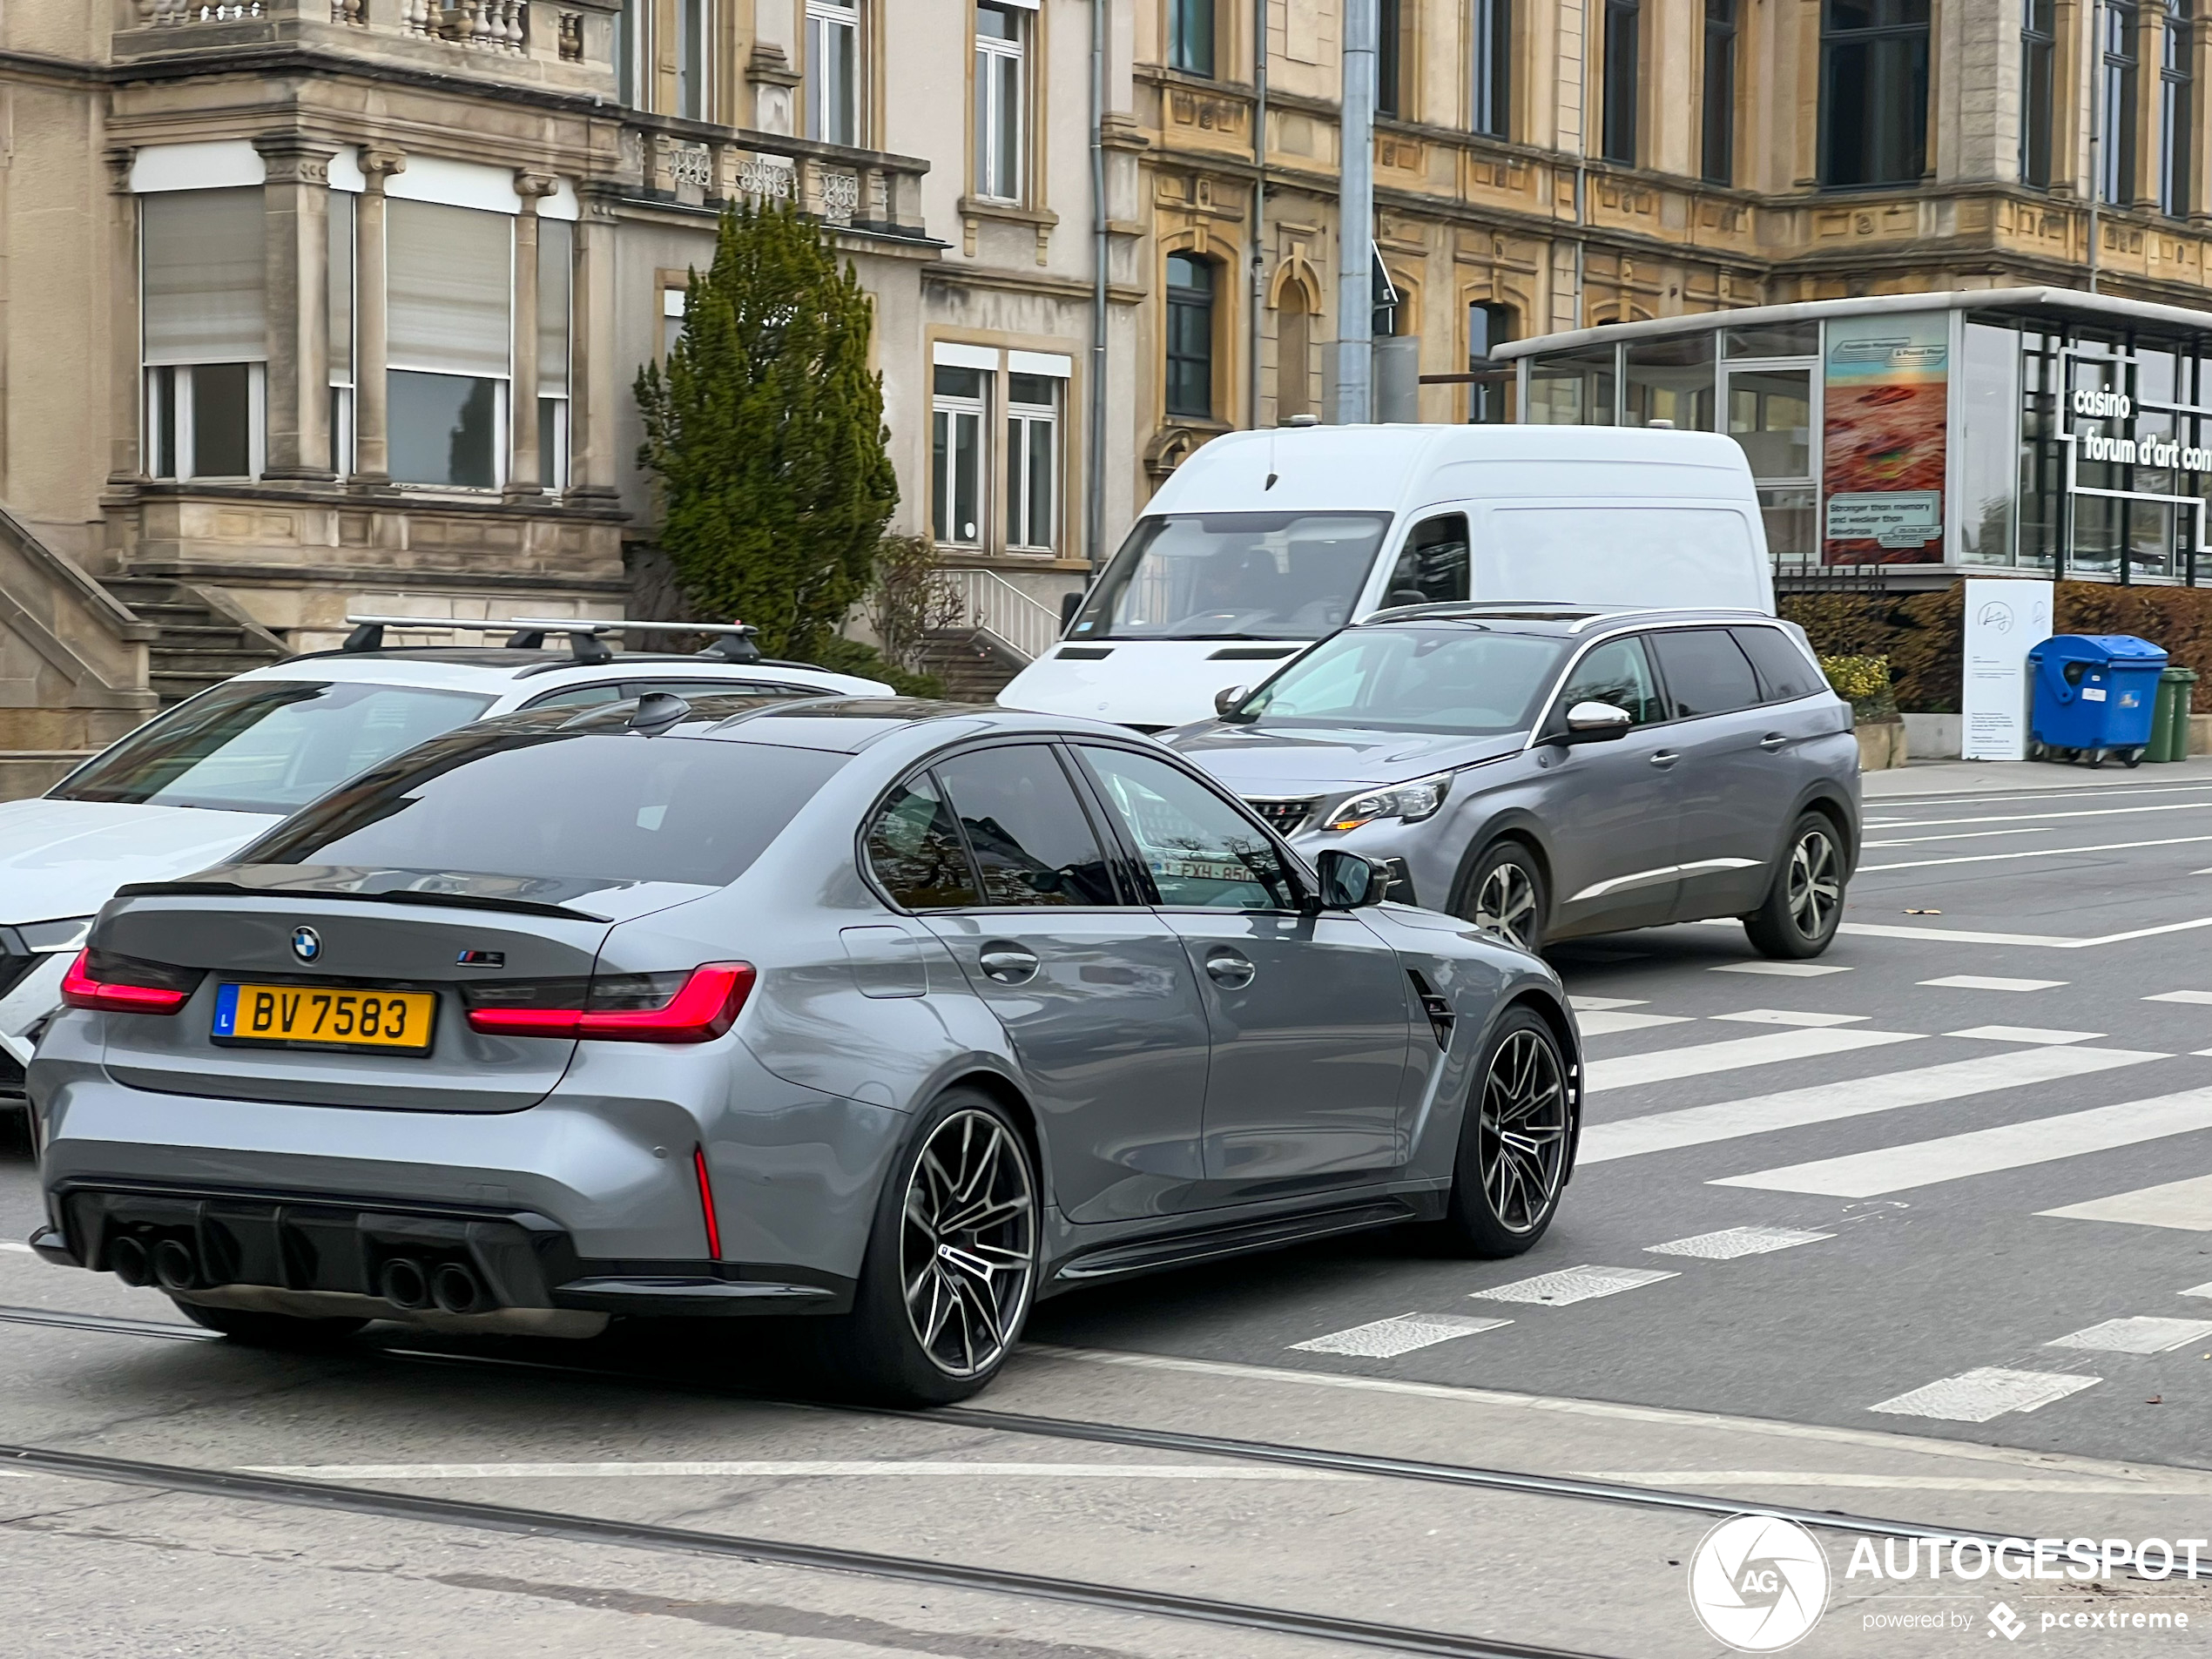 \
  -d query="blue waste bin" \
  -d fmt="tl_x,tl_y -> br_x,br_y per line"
2028,634 -> 2168,768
